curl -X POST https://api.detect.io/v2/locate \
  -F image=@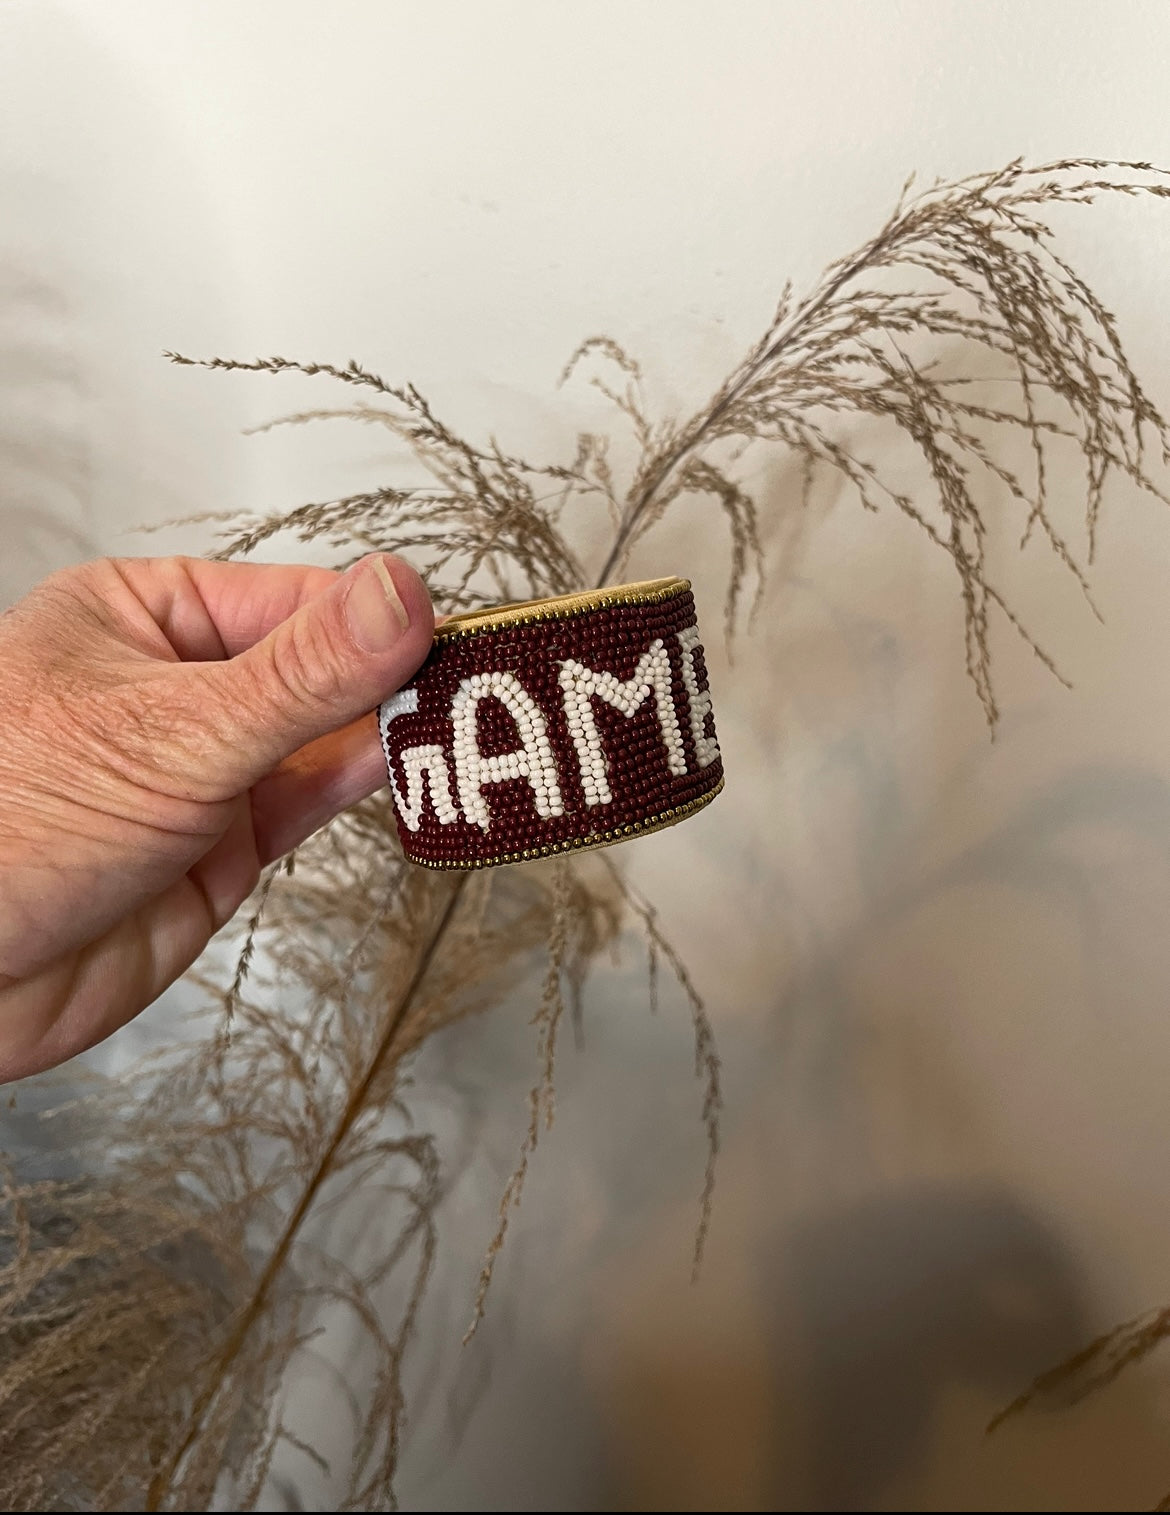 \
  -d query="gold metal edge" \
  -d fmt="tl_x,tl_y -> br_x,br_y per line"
404,775 -> 725,871
433,576 -> 691,642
